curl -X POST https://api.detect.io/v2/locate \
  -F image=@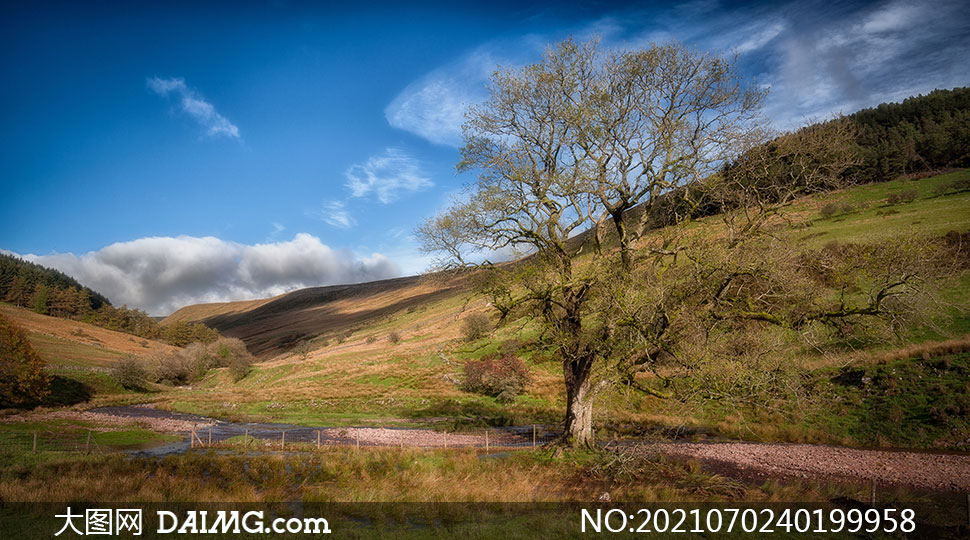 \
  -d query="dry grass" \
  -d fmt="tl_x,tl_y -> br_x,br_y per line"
0,446 -> 851,504
0,303 -> 178,366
